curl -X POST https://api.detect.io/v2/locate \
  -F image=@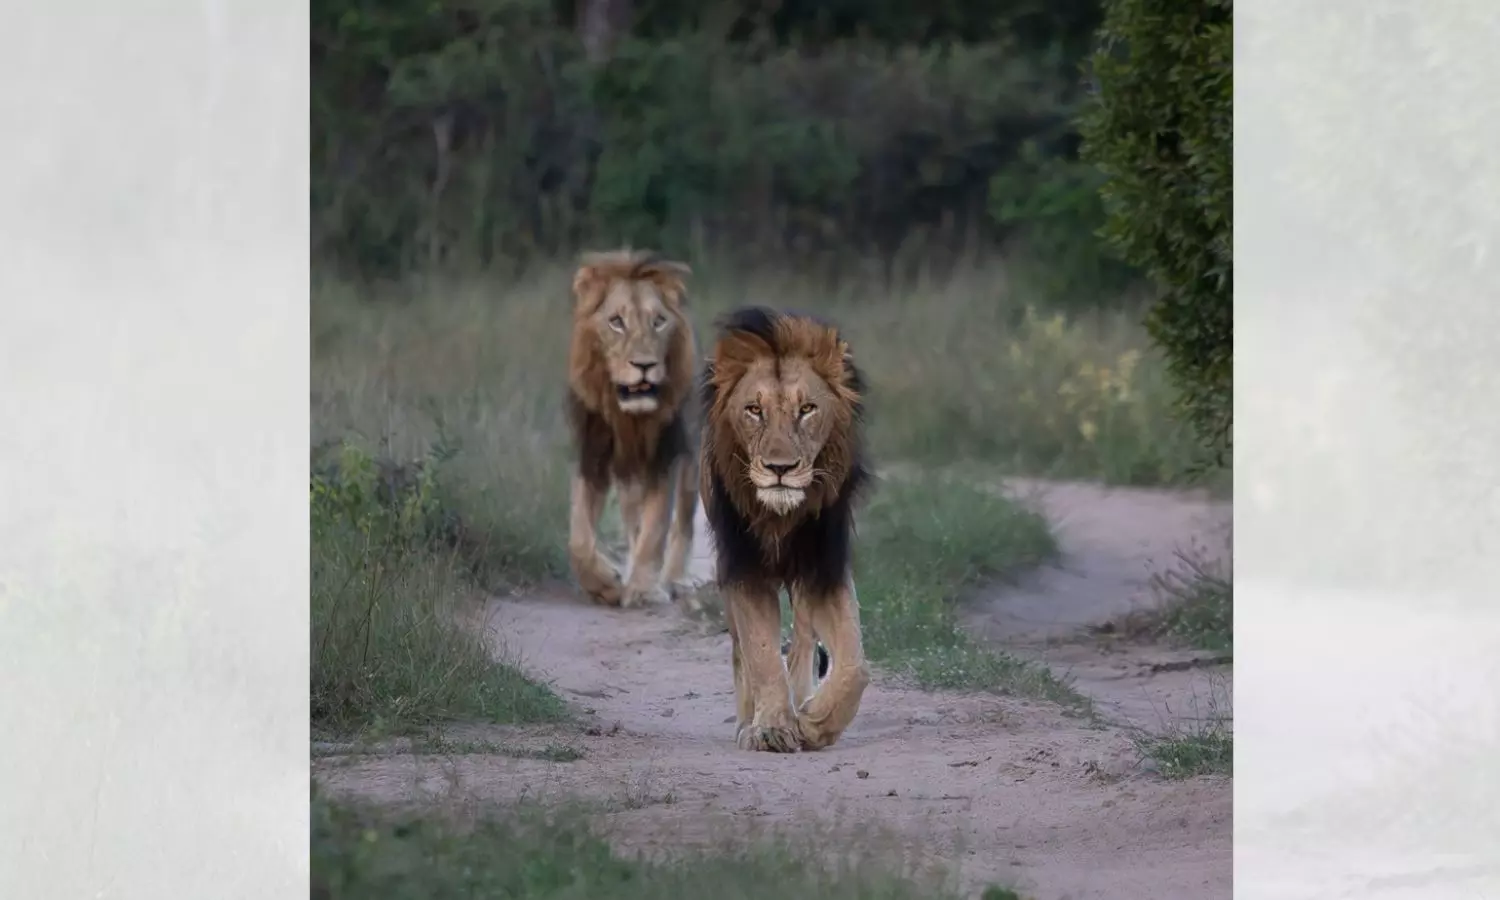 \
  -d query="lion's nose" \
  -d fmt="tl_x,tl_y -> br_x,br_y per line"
629,360 -> 655,377
765,461 -> 799,478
